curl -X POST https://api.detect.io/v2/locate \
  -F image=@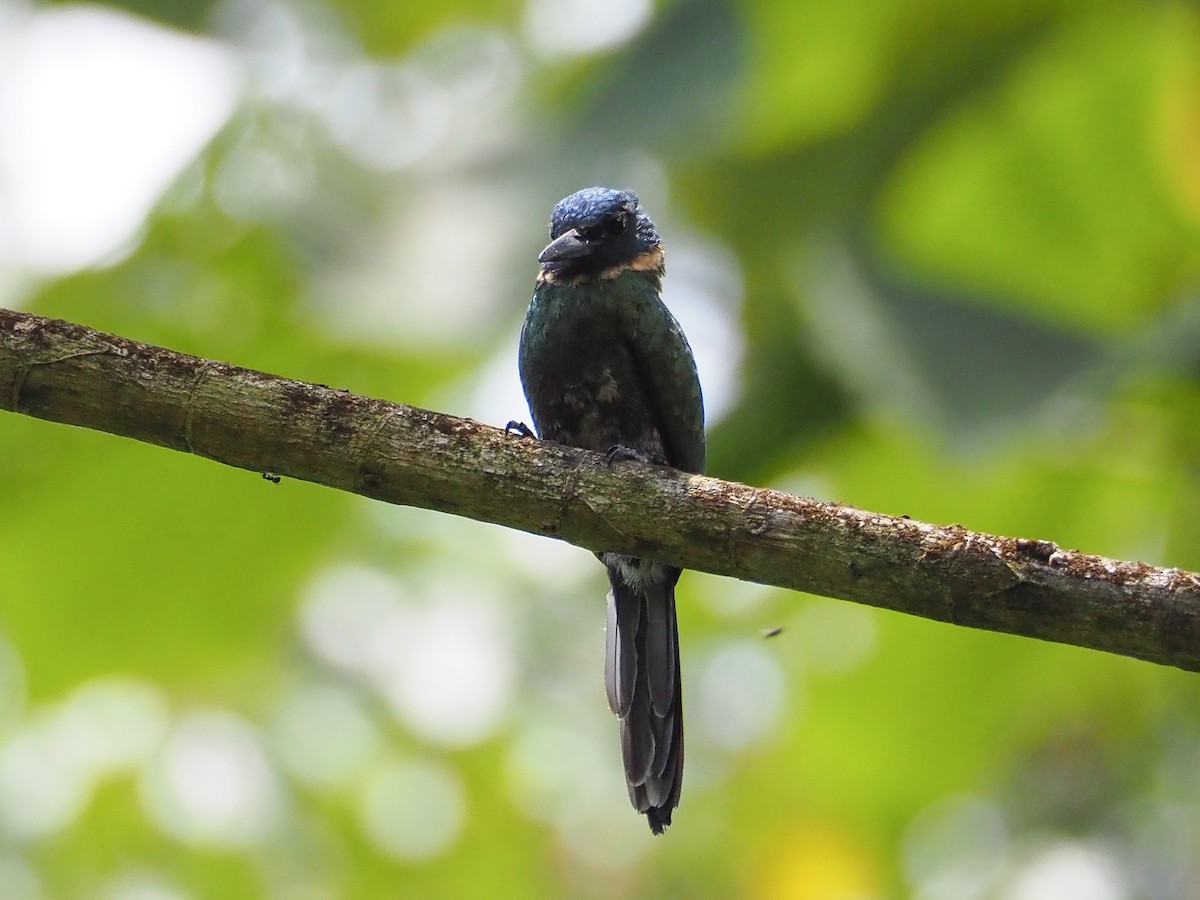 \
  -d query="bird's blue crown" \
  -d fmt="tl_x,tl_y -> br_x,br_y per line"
550,187 -> 641,239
